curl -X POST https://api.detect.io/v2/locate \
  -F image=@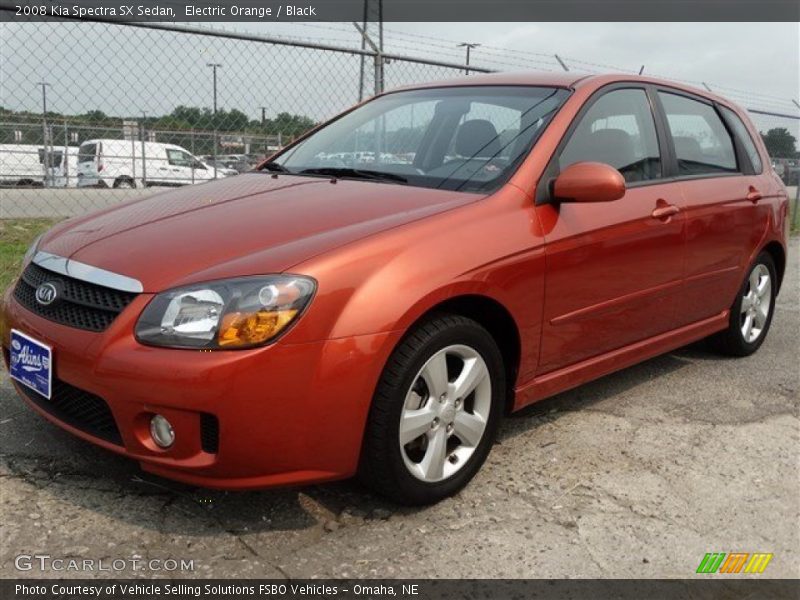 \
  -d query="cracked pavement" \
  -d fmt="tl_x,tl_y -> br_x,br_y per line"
0,238 -> 797,579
